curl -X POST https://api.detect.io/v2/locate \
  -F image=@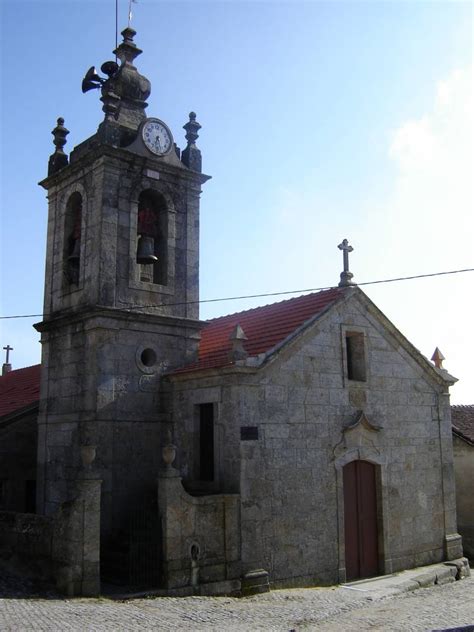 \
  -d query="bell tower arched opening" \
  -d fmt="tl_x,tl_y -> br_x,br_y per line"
63,192 -> 82,287
136,190 -> 168,286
